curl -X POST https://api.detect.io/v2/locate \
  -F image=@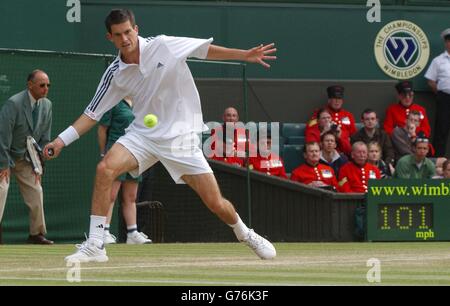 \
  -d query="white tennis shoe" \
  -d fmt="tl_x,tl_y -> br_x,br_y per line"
126,231 -> 152,244
241,229 -> 276,260
65,240 -> 109,263
103,232 -> 117,244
